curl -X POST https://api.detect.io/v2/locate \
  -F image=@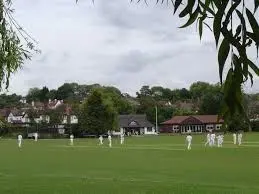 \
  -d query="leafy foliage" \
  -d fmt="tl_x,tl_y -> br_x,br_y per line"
0,93 -> 22,108
79,89 -> 118,134
47,105 -> 65,126
0,1 -> 39,91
